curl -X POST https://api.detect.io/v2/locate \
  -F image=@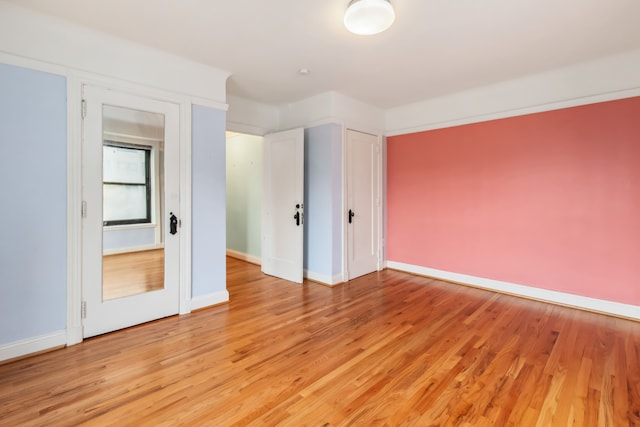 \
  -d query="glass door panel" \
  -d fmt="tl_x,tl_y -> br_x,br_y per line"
101,105 -> 165,301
